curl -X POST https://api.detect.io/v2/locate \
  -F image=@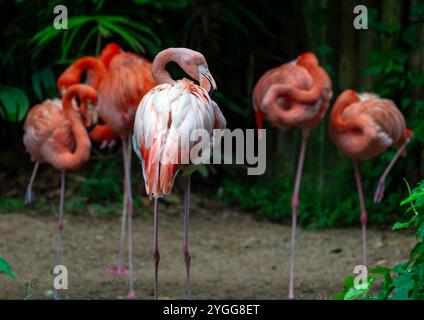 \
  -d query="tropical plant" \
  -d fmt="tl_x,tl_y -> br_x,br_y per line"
333,179 -> 424,300
31,15 -> 161,60
0,86 -> 29,122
